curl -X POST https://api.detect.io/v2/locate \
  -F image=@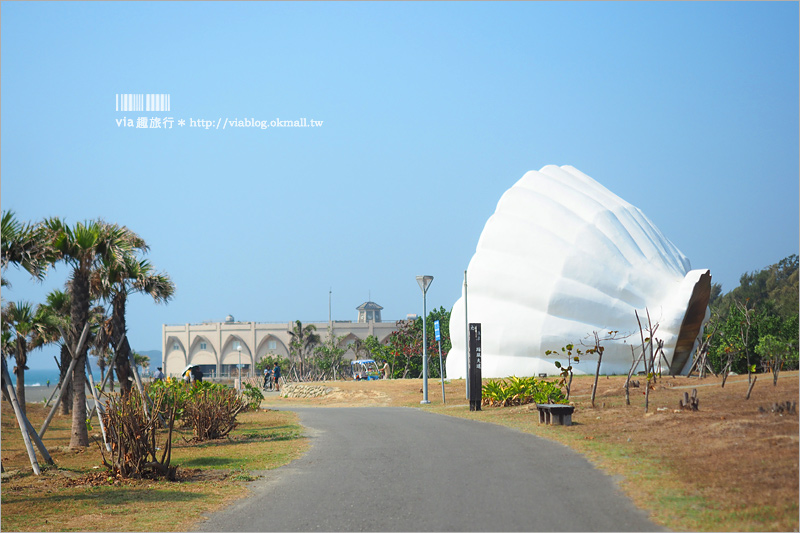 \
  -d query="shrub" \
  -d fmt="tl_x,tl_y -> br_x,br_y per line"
148,378 -> 191,420
481,376 -> 566,407
147,379 -> 250,441
242,383 -> 264,411
183,385 -> 247,441
100,387 -> 177,480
